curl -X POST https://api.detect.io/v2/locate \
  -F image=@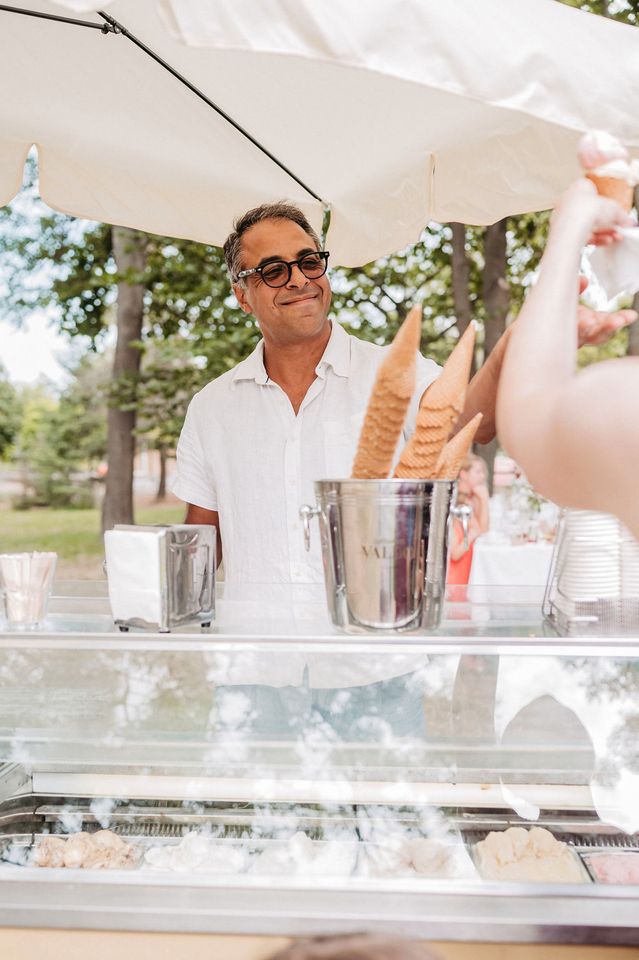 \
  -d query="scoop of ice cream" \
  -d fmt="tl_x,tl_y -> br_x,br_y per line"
63,832 -> 94,869
35,830 -> 138,870
252,832 -> 356,878
586,853 -> 639,885
144,832 -> 247,874
578,130 -> 629,170
406,837 -> 477,879
84,831 -> 138,870
588,158 -> 639,186
92,829 -> 127,850
35,836 -> 67,868
474,827 -> 587,884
